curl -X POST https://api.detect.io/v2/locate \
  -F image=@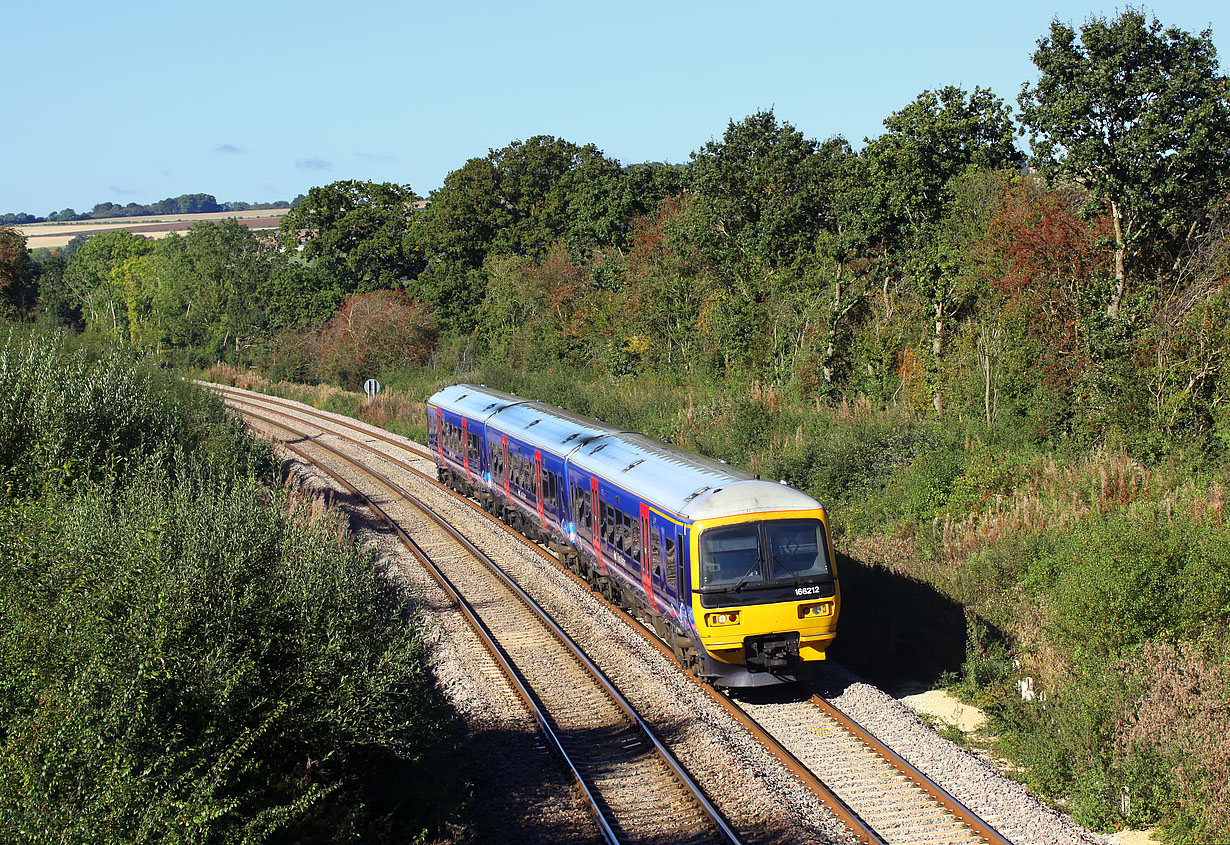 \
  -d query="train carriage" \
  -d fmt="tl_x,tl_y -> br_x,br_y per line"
426,384 -> 840,687
427,384 -> 525,496
482,400 -> 616,552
